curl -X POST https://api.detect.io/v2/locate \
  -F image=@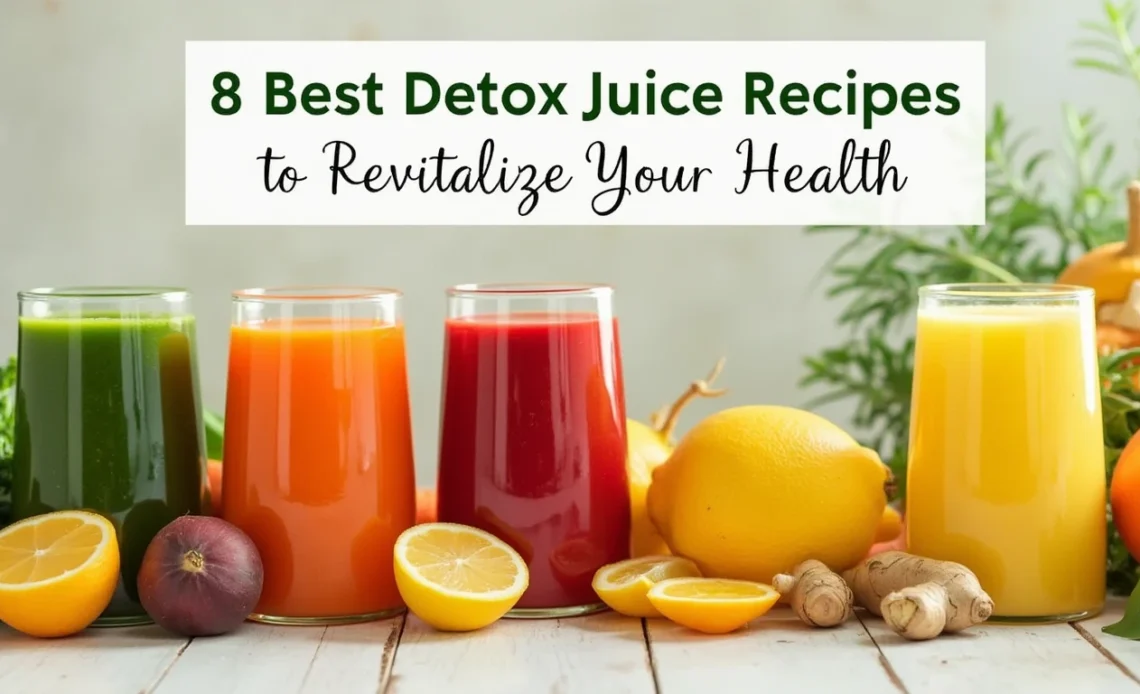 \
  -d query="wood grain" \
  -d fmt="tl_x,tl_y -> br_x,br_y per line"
150,616 -> 404,694
1071,599 -> 1140,685
3,600 -> 1140,692
0,624 -> 187,694
646,605 -> 901,693
388,612 -> 656,694
860,601 -> 1140,694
